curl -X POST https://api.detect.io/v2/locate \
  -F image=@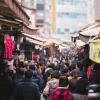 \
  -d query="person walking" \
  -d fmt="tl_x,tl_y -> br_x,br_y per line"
50,75 -> 73,100
14,70 -> 40,100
